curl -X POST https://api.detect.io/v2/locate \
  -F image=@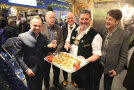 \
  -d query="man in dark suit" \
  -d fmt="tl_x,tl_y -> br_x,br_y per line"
4,19 -> 18,39
41,11 -> 64,90
99,9 -> 129,90
18,18 -> 30,34
15,16 -> 57,90
62,12 -> 79,87
123,36 -> 134,90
